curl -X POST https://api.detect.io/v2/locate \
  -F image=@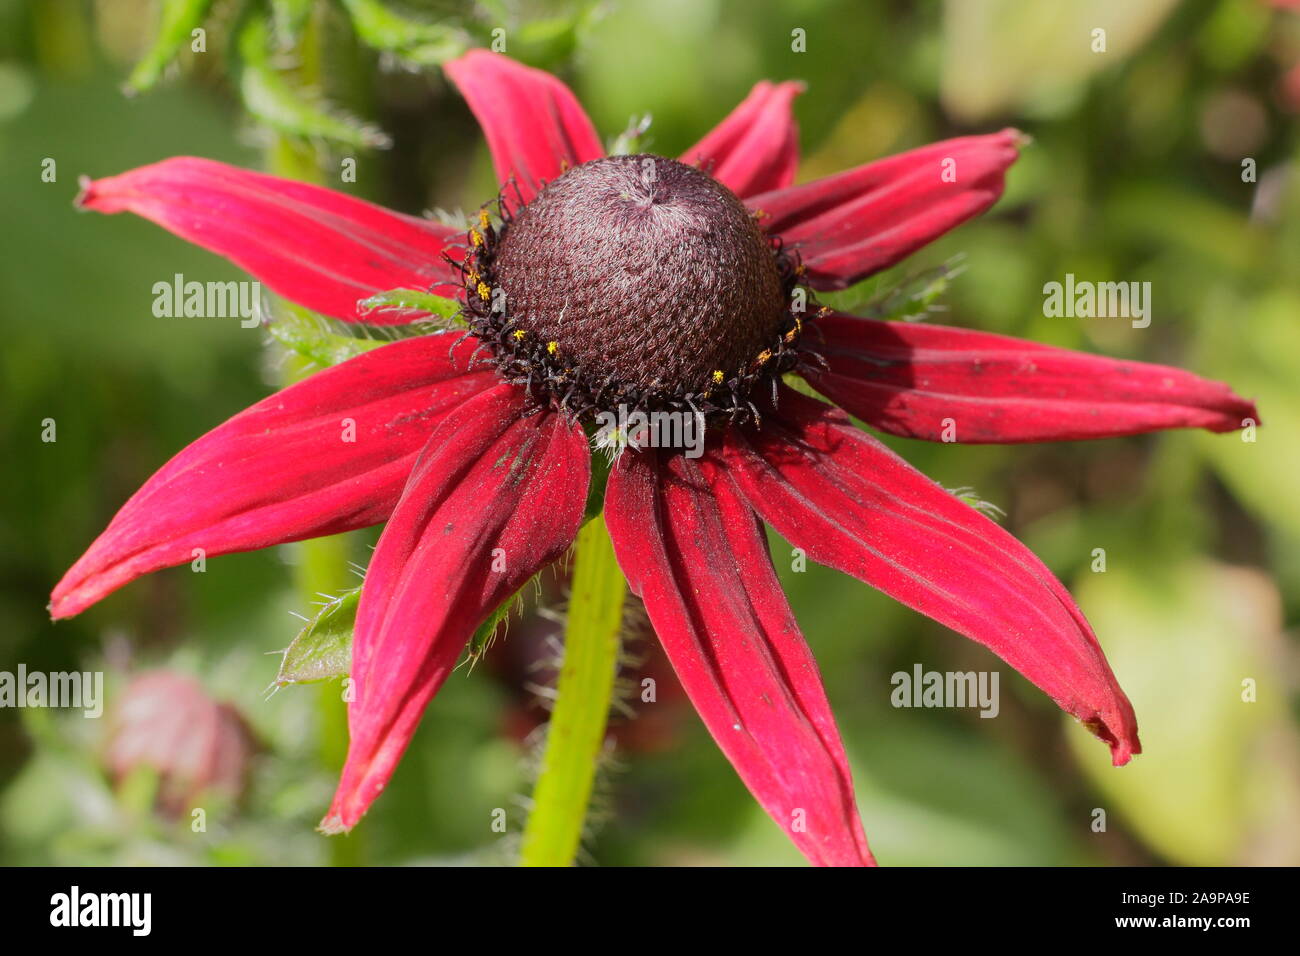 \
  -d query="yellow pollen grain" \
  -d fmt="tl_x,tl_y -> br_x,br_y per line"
476,282 -> 490,300
712,370 -> 725,385
512,329 -> 527,340
547,341 -> 559,356
756,349 -> 772,364
478,209 -> 491,230
470,229 -> 483,247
